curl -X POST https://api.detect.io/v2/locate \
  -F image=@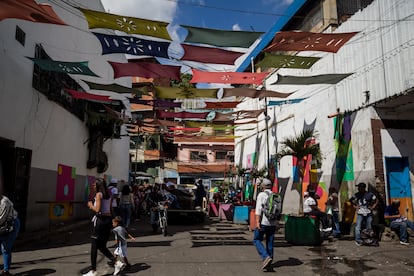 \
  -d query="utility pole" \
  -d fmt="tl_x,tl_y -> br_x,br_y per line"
264,97 -> 270,169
